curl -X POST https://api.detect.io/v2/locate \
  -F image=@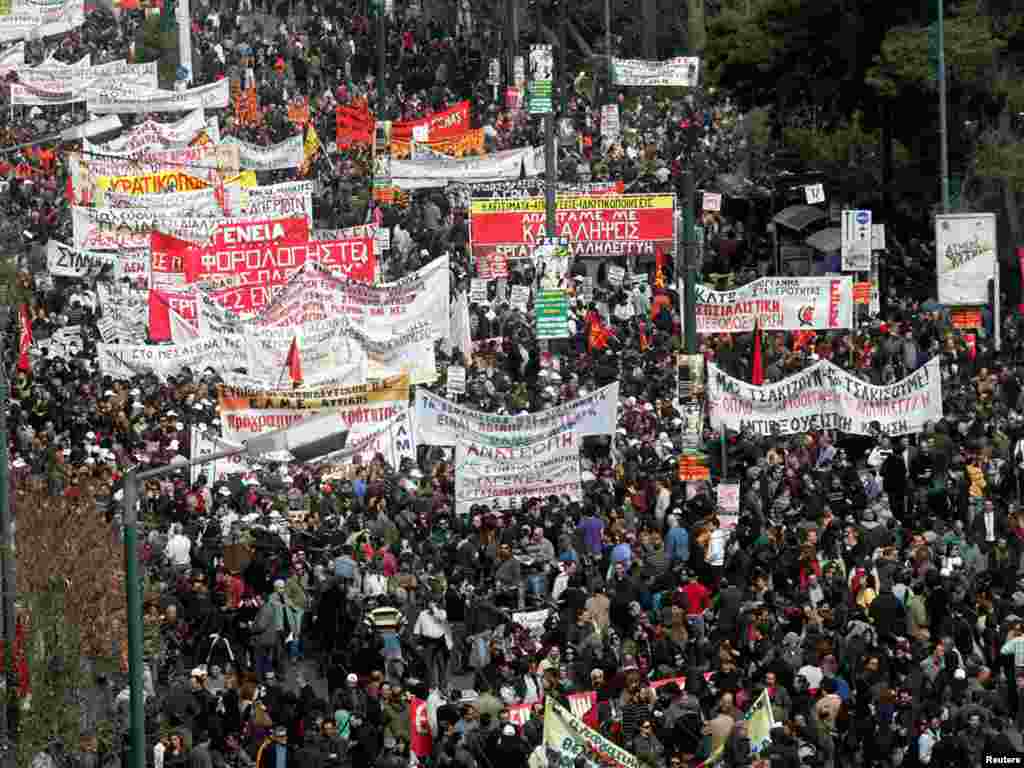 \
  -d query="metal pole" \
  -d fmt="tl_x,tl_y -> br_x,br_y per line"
682,170 -> 698,354
937,0 -> 950,213
377,4 -> 386,110
559,0 -> 568,115
122,472 -> 145,768
544,114 -> 557,236
605,0 -> 611,103
0,324 -> 11,768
